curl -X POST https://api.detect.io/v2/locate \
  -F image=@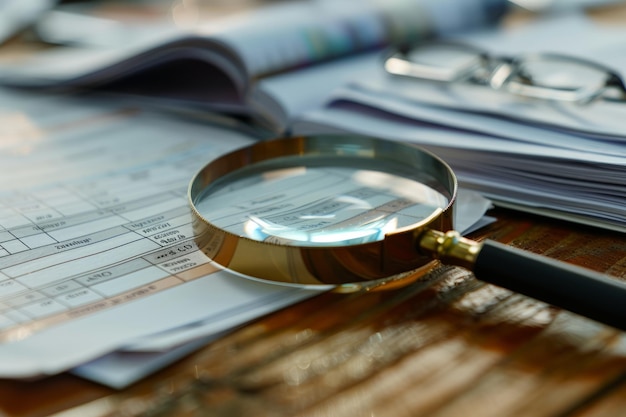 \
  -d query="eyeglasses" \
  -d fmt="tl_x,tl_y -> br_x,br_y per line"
383,41 -> 626,104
